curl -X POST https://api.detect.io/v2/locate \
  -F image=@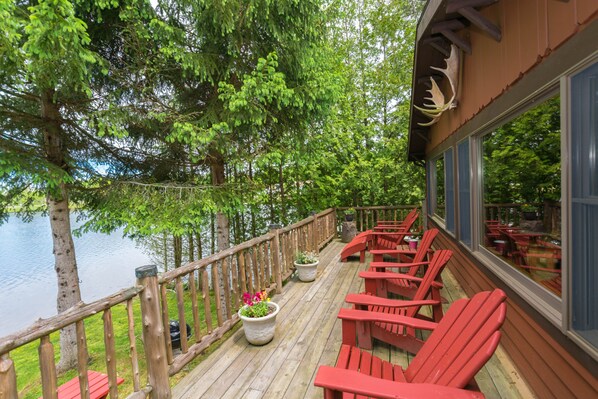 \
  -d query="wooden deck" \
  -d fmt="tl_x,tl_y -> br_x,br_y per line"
172,240 -> 535,399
